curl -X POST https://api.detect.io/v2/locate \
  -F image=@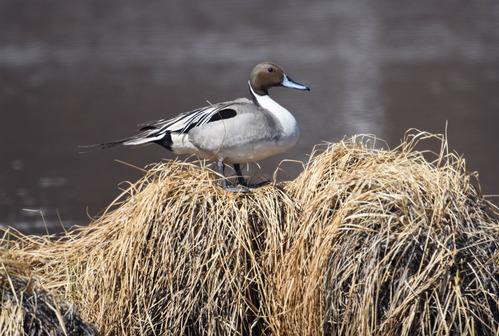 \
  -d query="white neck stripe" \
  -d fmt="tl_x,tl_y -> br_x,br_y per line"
247,81 -> 298,141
